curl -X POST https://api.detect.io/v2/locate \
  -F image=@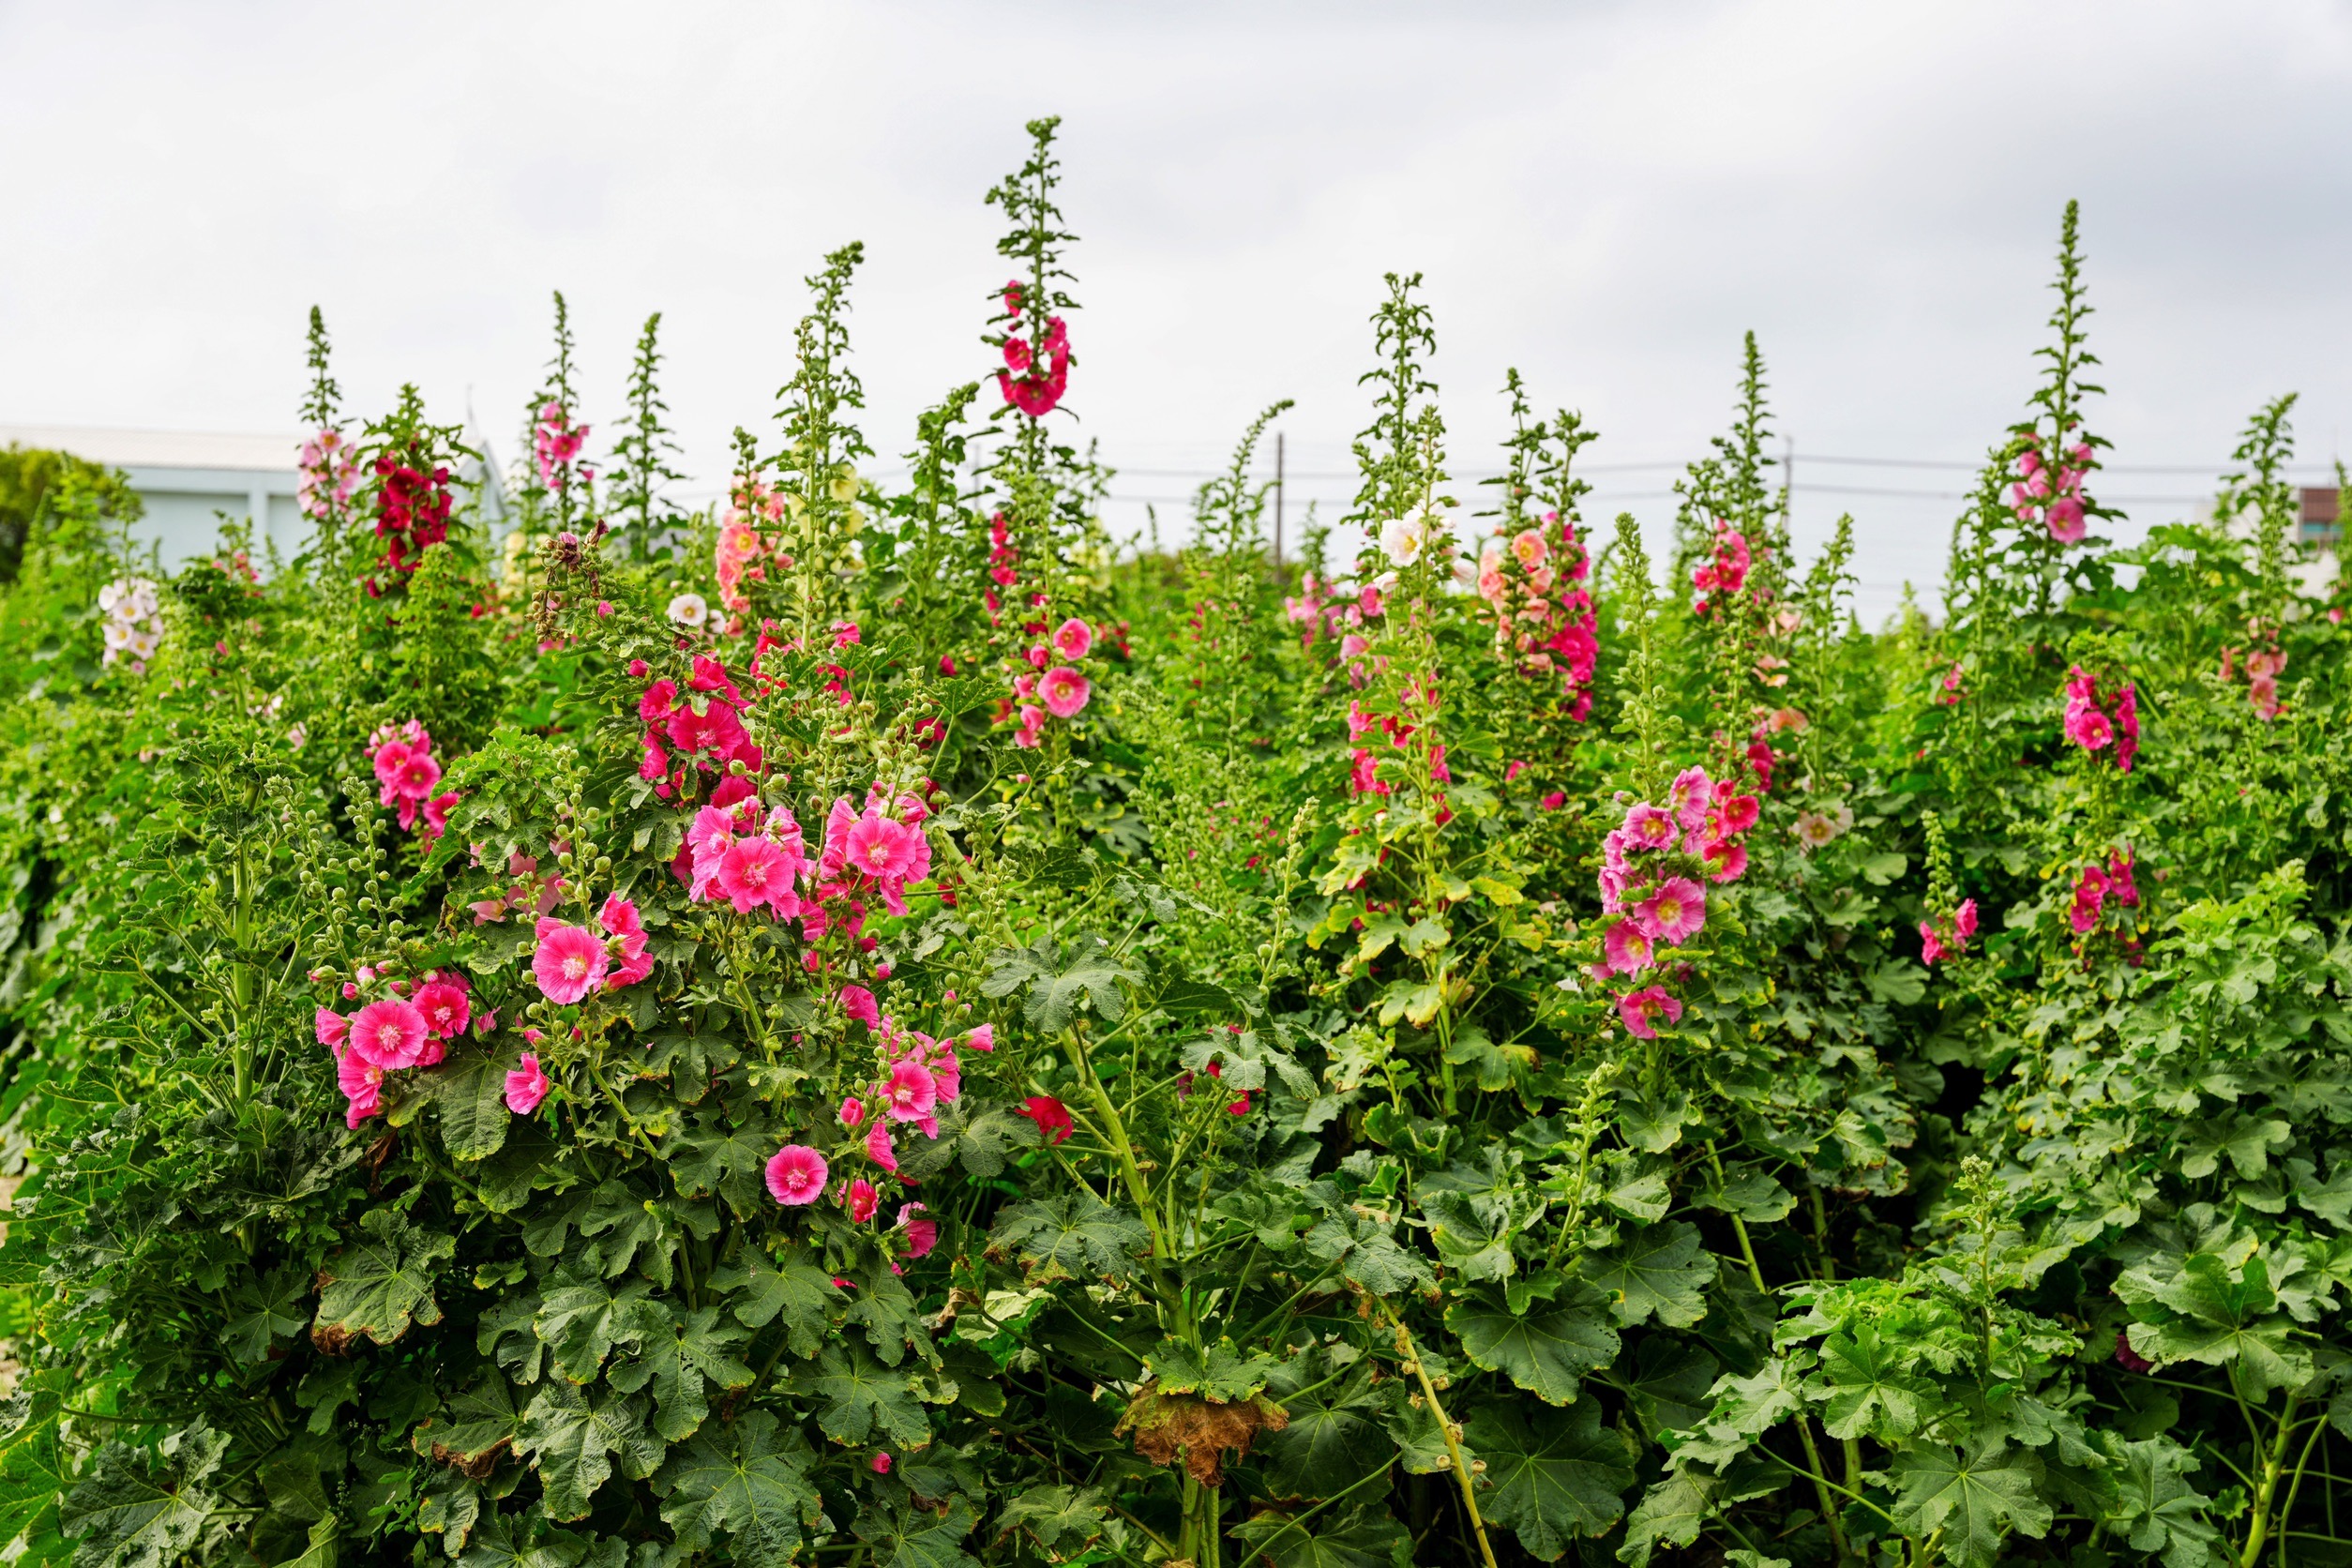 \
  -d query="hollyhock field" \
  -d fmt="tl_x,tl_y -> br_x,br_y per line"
2,117 -> 2350,1568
